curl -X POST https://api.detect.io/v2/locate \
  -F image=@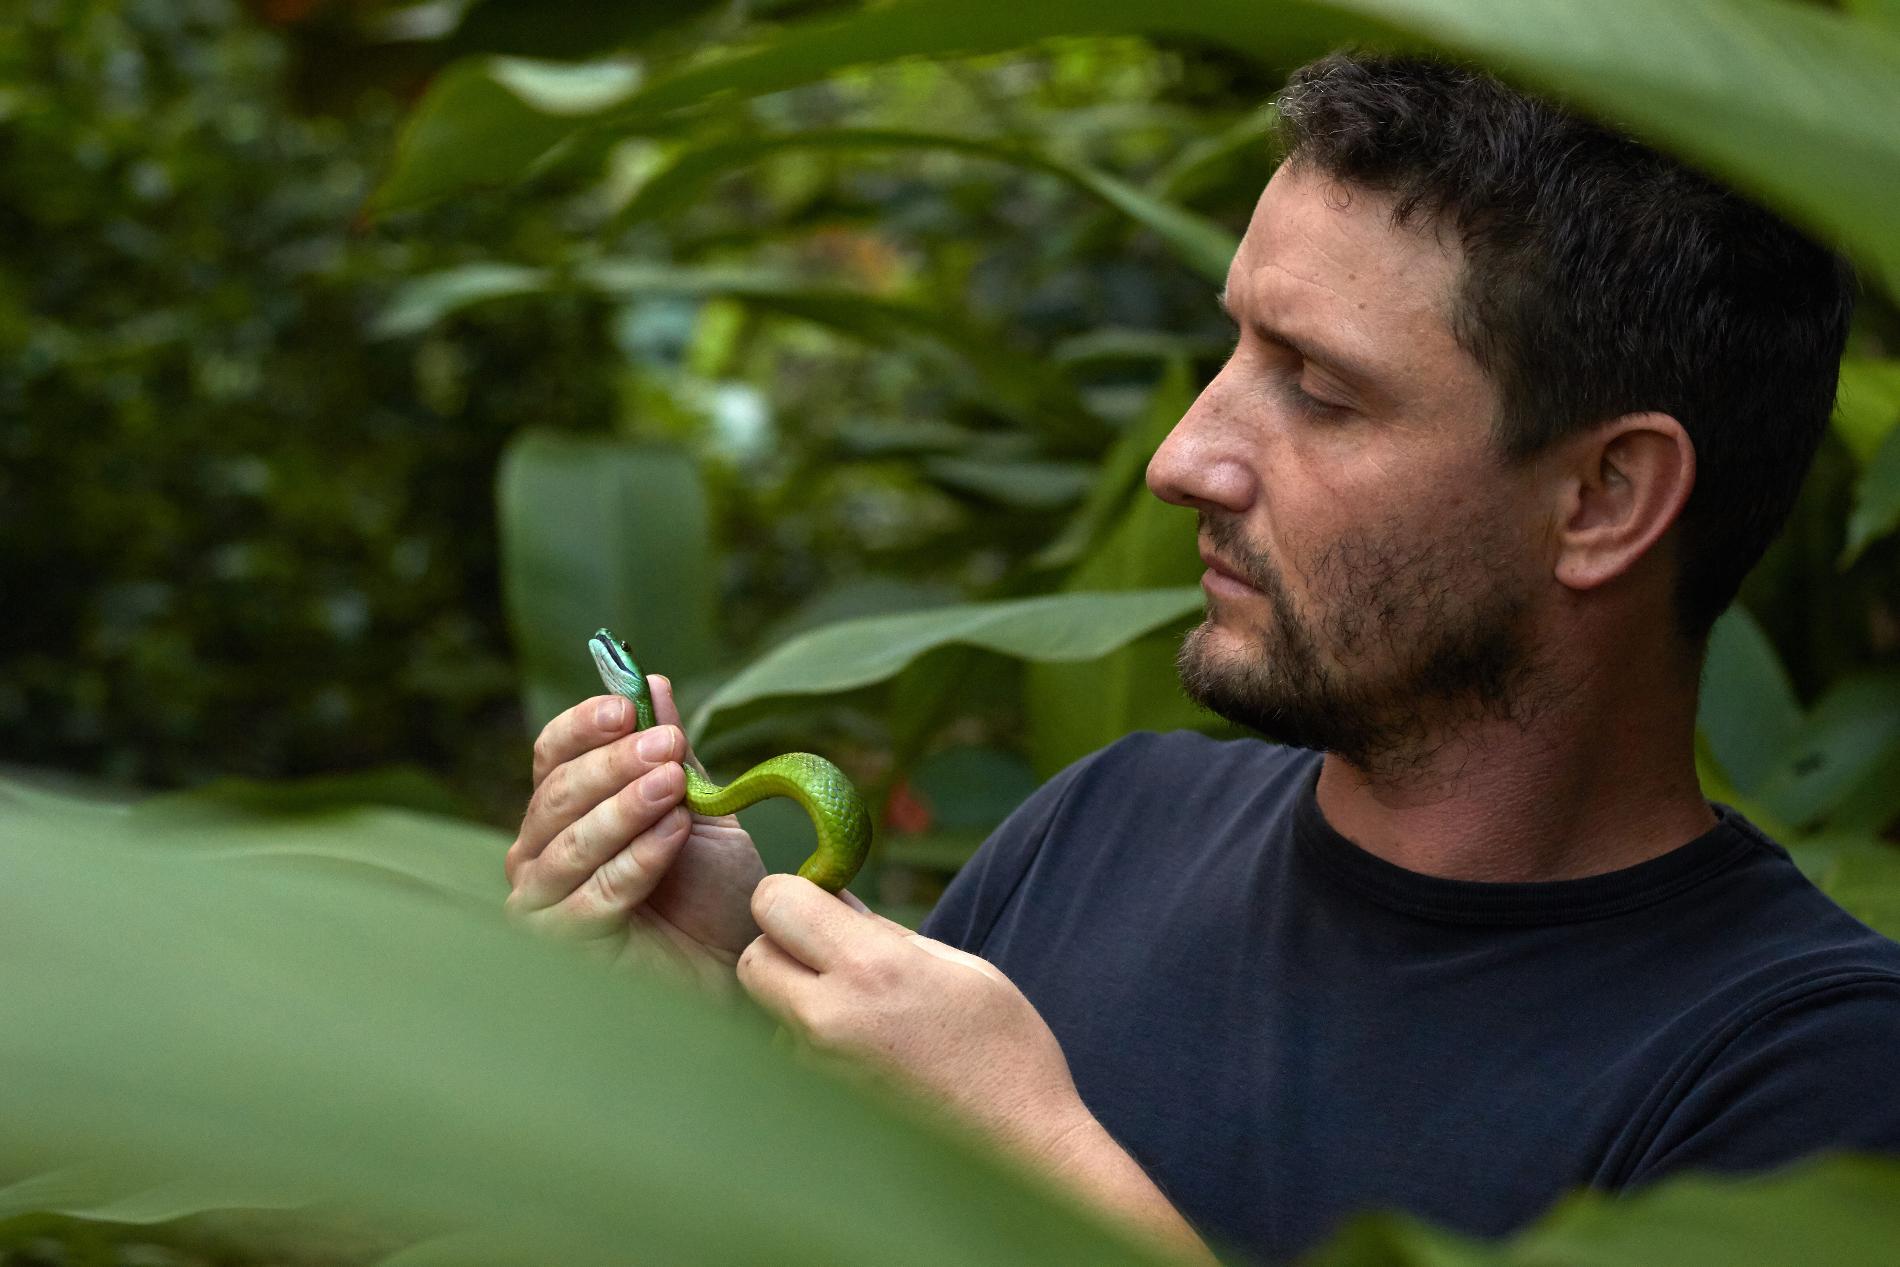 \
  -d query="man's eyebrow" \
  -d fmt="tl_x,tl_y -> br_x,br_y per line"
1216,286 -> 1387,391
